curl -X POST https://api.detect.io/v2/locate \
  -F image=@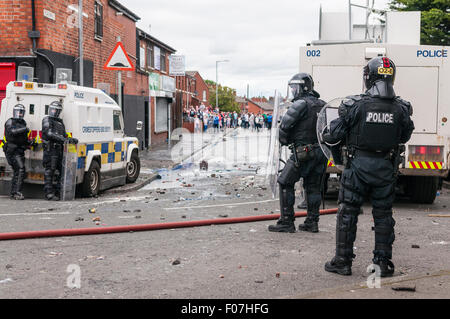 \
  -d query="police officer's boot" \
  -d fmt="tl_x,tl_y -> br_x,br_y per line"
45,193 -> 55,201
298,192 -> 319,232
324,256 -> 353,276
372,209 -> 396,277
13,192 -> 25,200
372,256 -> 395,278
268,188 -> 295,233
324,204 -> 359,276
53,189 -> 61,201
298,217 -> 318,233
